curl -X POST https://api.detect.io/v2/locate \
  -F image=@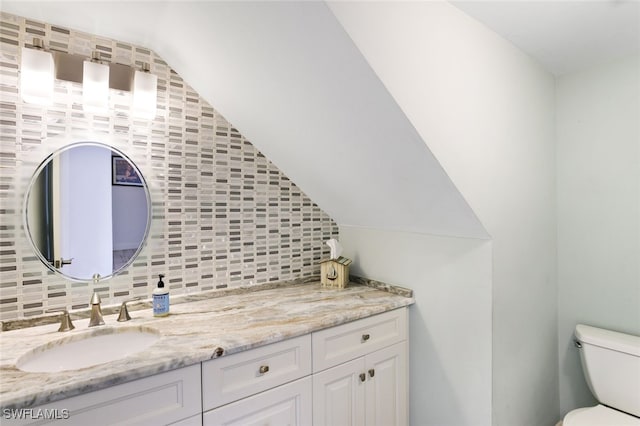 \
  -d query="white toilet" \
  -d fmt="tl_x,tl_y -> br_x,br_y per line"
562,324 -> 640,425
